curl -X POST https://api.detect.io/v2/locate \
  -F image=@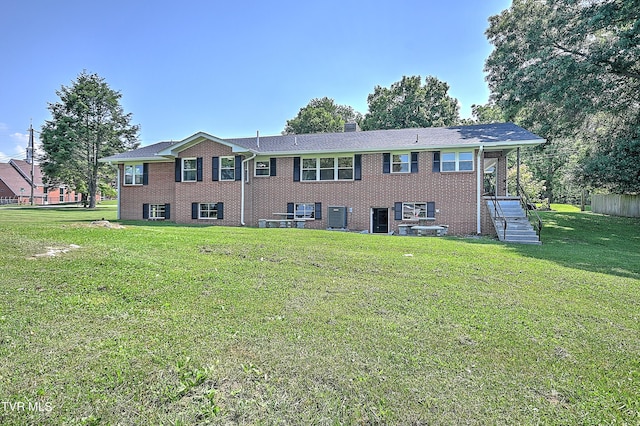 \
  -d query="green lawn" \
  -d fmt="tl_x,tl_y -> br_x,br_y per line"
1,203 -> 638,425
